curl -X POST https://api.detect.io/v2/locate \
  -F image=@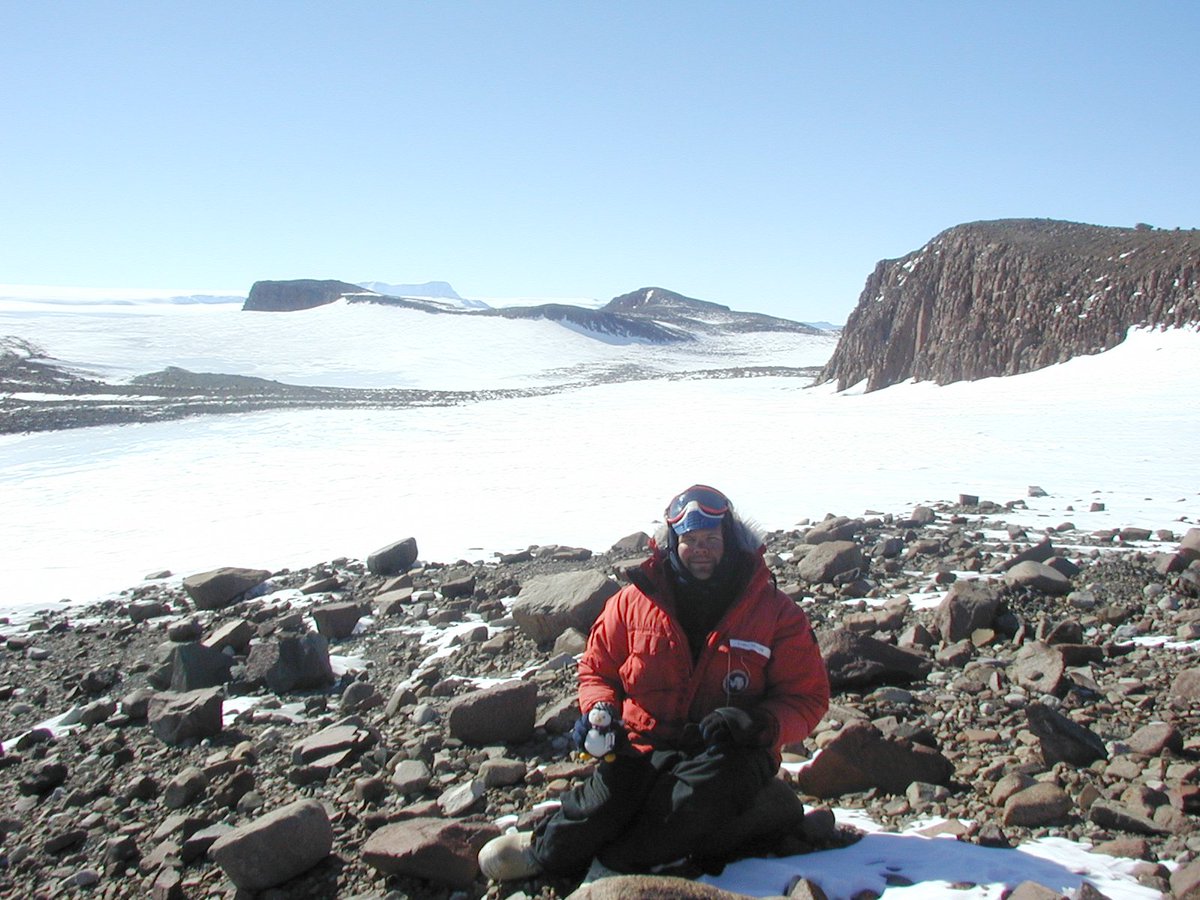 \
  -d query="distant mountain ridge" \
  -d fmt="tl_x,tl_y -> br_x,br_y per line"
355,281 -> 490,310
242,281 -> 821,343
356,280 -> 461,299
820,219 -> 1200,392
604,287 -> 823,335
